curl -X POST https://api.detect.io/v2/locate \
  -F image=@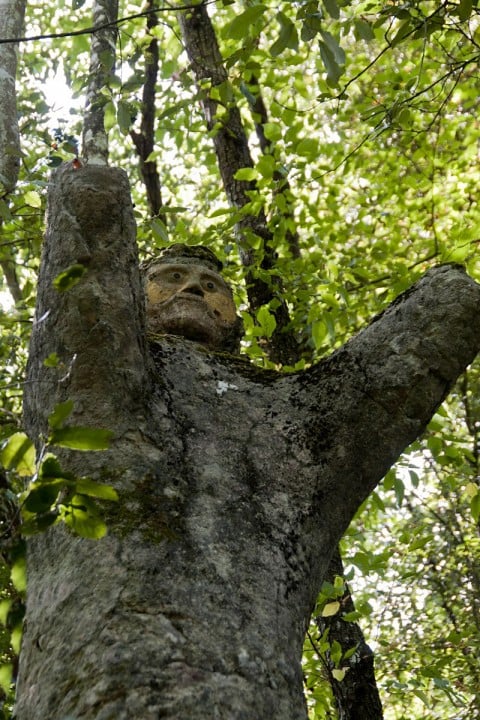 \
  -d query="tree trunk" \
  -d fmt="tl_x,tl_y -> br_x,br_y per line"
82,0 -> 119,163
16,166 -> 480,719
0,0 -> 26,305
316,548 -> 384,720
178,3 -> 299,366
0,0 -> 26,194
129,0 -> 164,220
